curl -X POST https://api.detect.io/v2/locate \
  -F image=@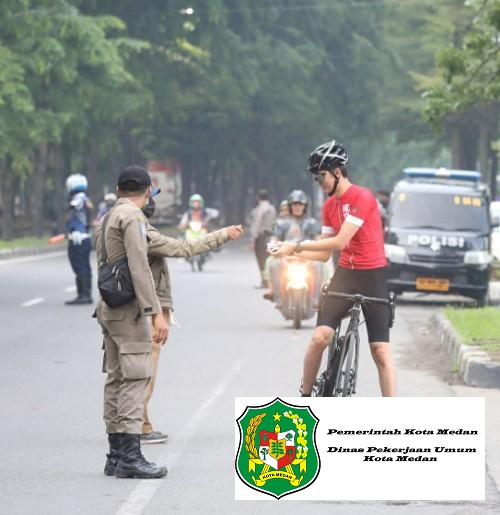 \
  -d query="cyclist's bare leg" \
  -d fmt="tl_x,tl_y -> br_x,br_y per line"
302,325 -> 335,395
369,342 -> 396,397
